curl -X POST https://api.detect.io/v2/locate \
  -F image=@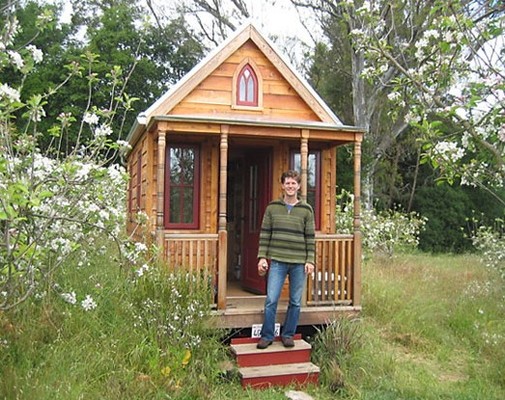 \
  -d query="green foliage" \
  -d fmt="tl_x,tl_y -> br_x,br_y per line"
6,0 -> 204,150
414,185 -> 473,252
412,184 -> 504,253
